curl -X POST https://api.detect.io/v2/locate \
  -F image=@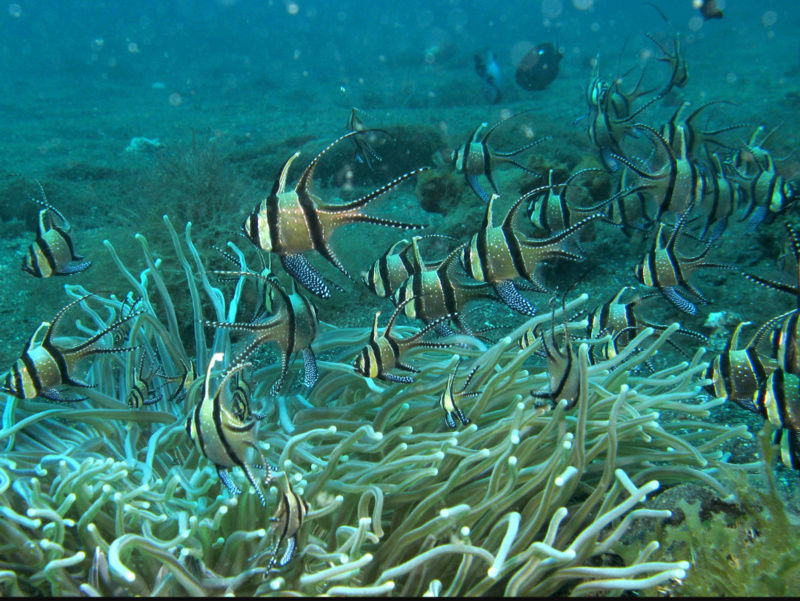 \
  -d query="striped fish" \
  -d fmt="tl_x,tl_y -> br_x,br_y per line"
255,472 -> 309,575
450,110 -> 550,203
229,373 -> 264,422
361,234 -> 453,299
531,308 -> 587,410
733,124 -> 780,177
614,123 -> 709,223
1,295 -> 139,403
241,131 -> 428,298
207,272 -> 319,394
126,350 -> 161,409
185,355 -> 270,506
391,239 -> 496,335
632,207 -> 732,315
586,286 -> 708,363
696,153 -> 744,241
703,321 -> 773,413
585,59 -> 662,171
740,223 -> 800,376
528,168 -> 605,235
753,368 -> 800,469
459,191 -> 603,316
646,32 -> 689,95
353,296 -> 458,383
21,181 -> 91,278
347,107 -> 386,170
732,148 -> 800,229
658,101 -> 750,163
439,356 -> 481,429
